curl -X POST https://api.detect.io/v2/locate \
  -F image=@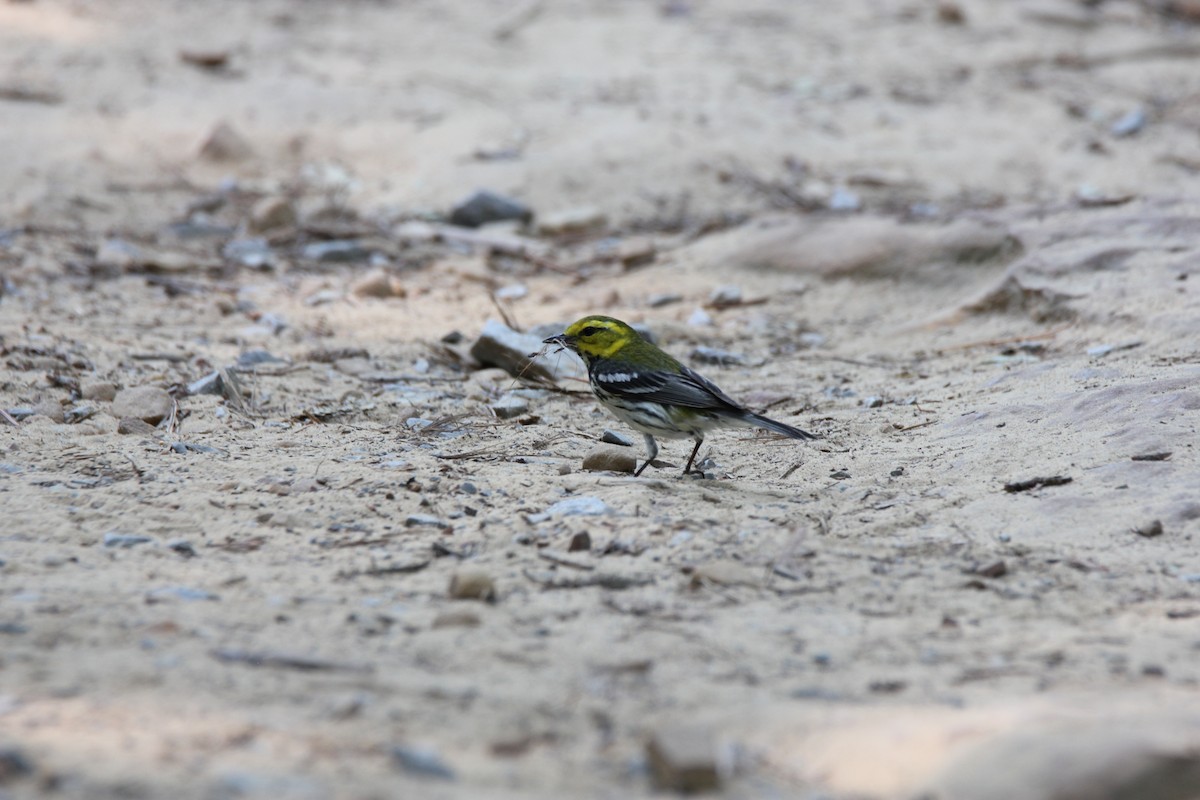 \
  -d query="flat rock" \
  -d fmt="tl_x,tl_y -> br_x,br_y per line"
470,319 -> 586,385
448,190 -> 532,228
117,417 -> 159,435
432,609 -> 482,629
112,386 -> 174,424
582,447 -> 637,474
